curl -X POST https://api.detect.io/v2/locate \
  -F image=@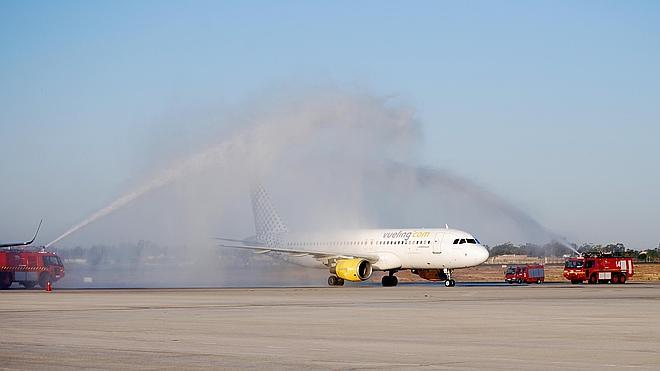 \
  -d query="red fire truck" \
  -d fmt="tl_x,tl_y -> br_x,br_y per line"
1,221 -> 65,289
563,256 -> 634,284
0,249 -> 65,289
504,264 -> 545,284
